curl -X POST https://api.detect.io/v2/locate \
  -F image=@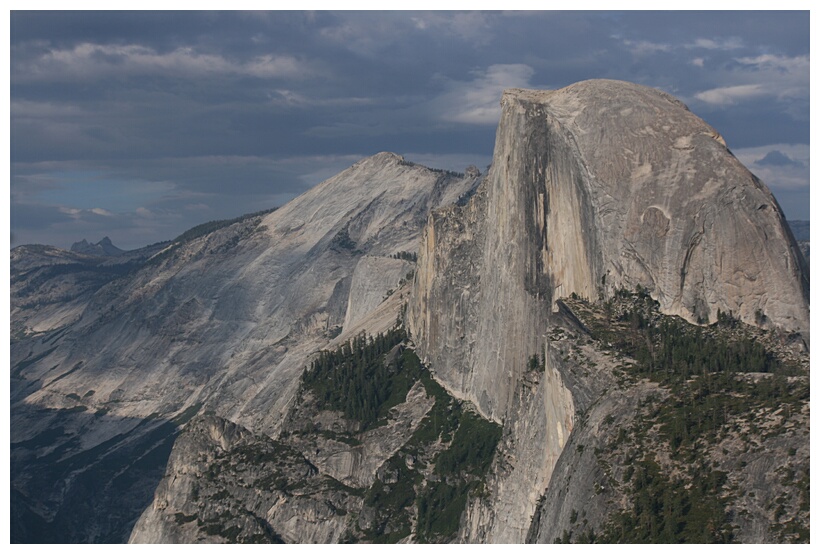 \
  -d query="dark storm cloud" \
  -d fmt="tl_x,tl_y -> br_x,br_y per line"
10,11 -> 811,248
